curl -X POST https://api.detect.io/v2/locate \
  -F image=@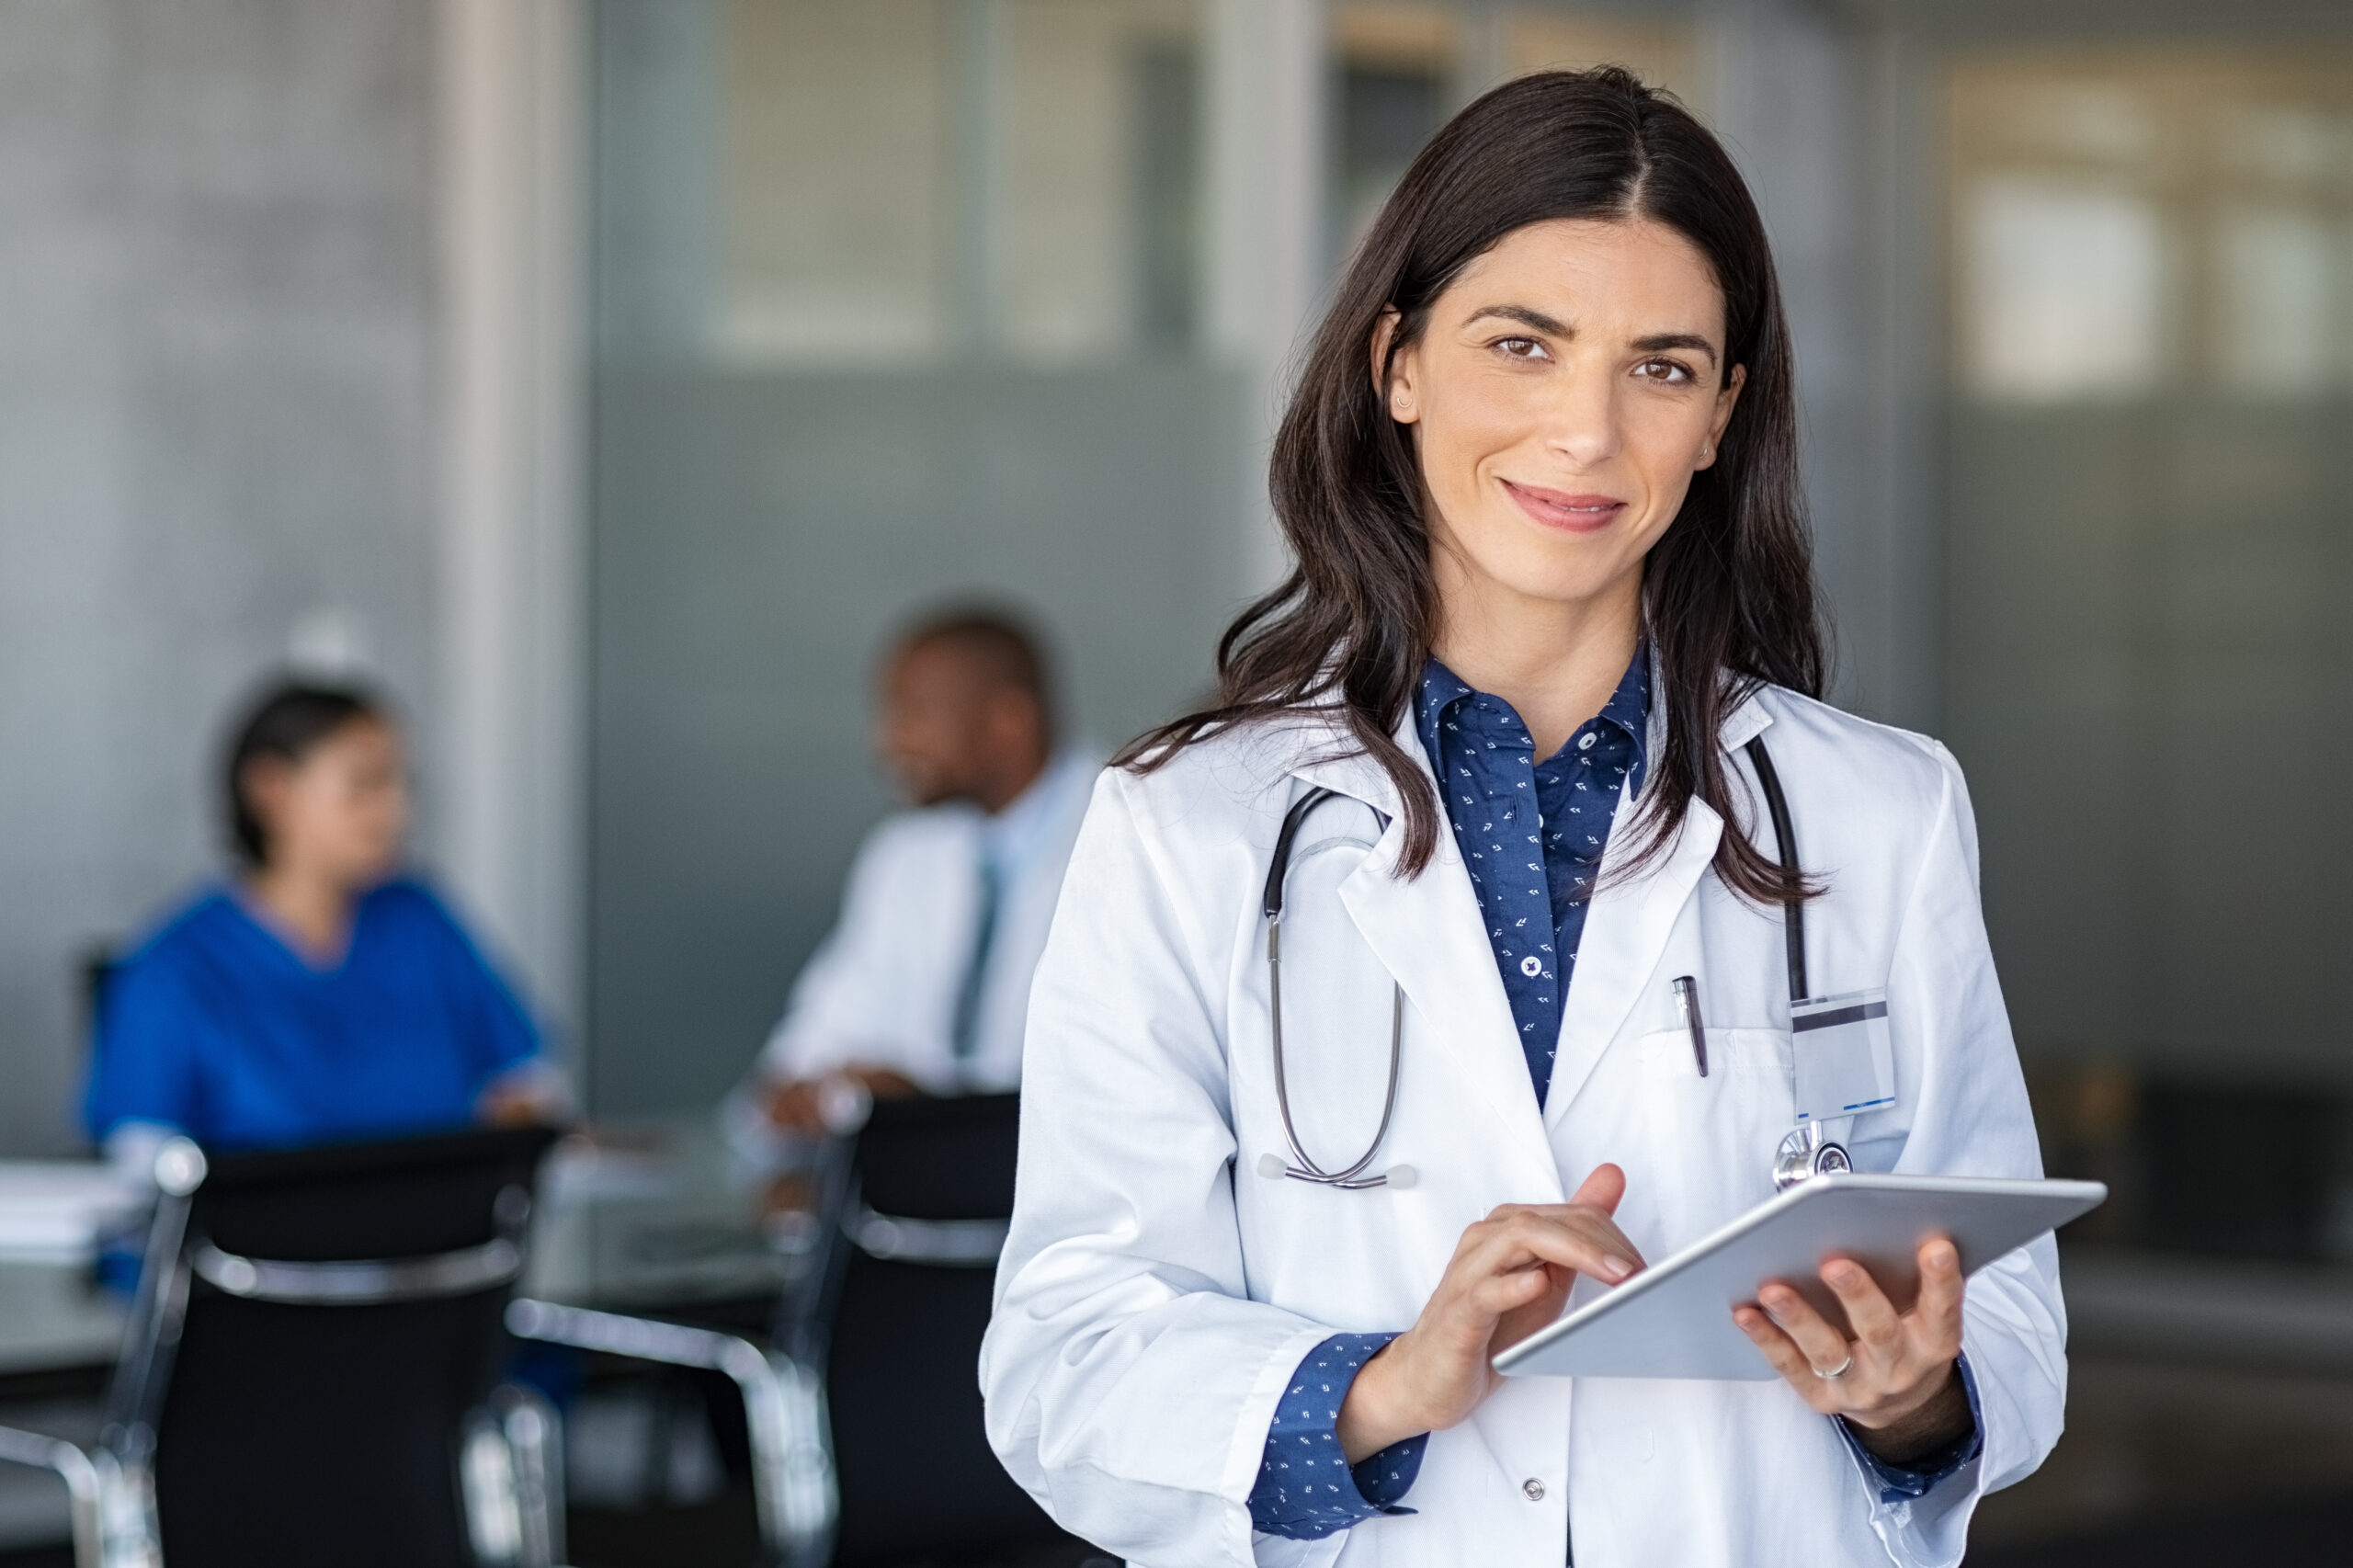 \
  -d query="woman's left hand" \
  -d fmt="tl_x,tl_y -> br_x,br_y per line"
1732,1236 -> 1972,1462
